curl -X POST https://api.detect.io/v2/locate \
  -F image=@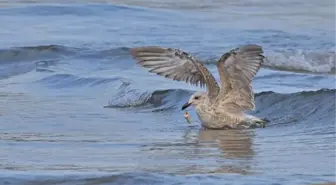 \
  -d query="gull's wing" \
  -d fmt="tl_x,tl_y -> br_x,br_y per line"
130,46 -> 220,101
216,44 -> 265,110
